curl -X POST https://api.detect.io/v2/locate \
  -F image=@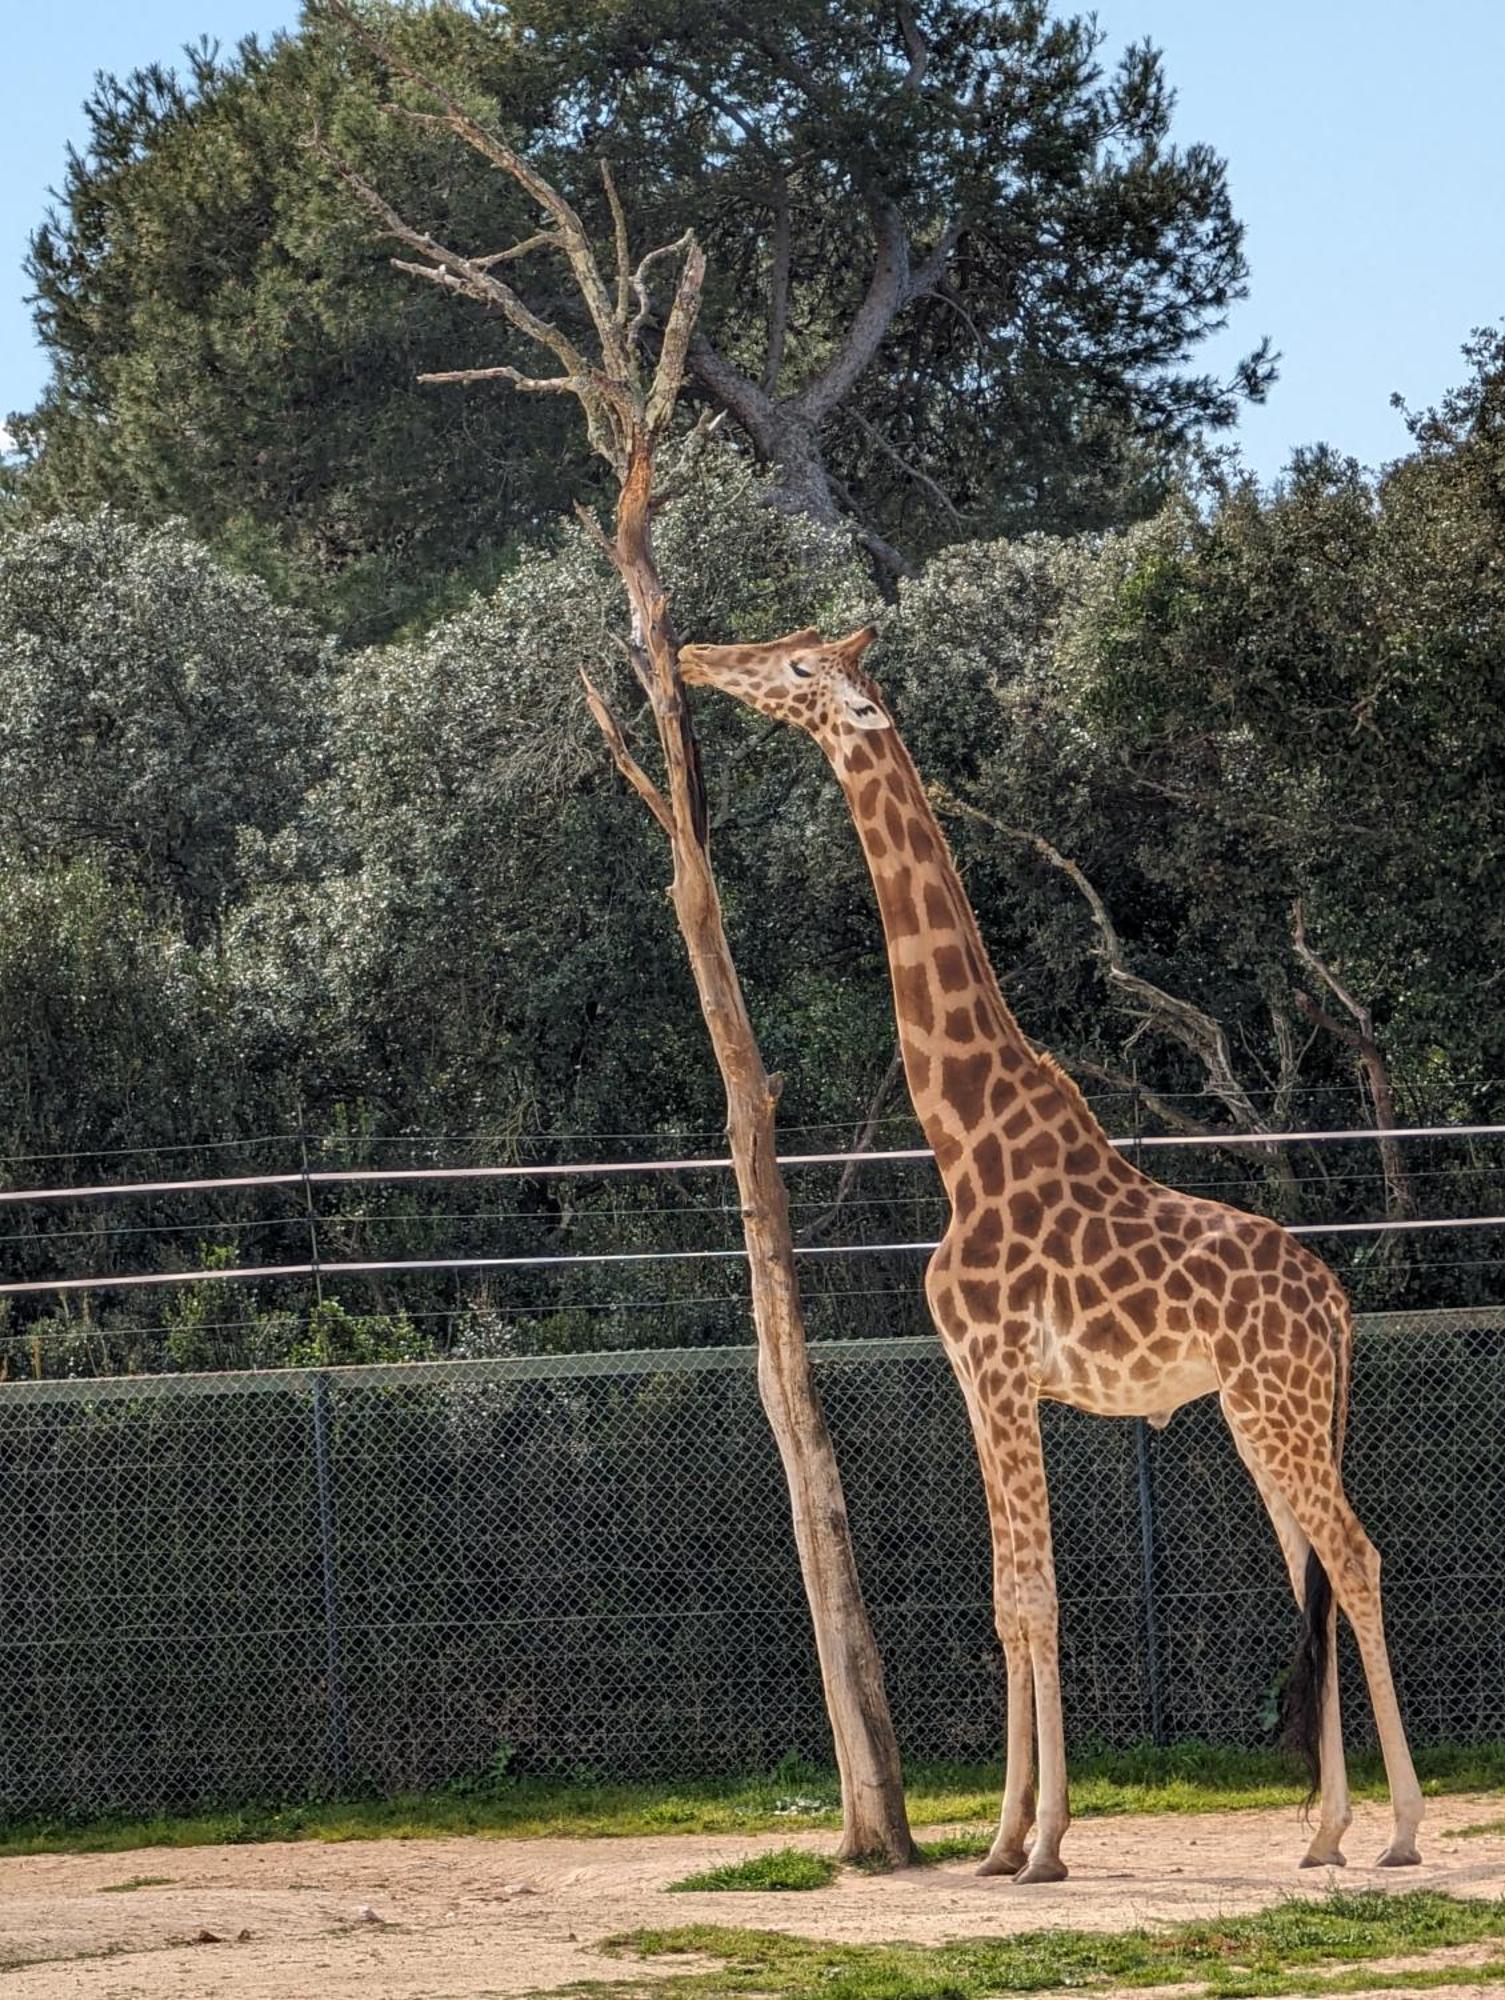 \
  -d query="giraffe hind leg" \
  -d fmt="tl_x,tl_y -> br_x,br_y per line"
1222,1395 -> 1422,1867
1226,1416 -> 1351,1866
